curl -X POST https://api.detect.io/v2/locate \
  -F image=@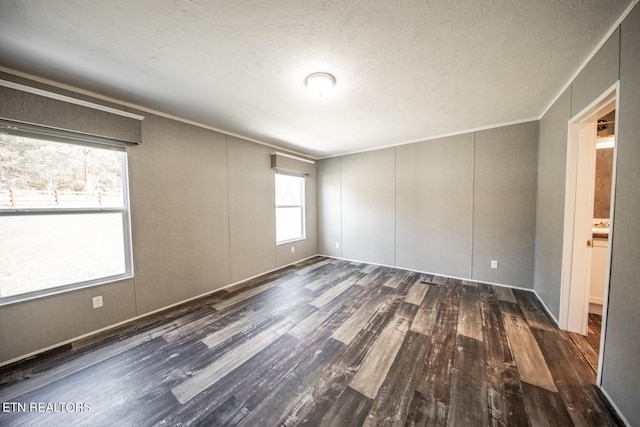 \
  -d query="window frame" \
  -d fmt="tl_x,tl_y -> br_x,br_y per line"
274,172 -> 306,245
0,120 -> 134,306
